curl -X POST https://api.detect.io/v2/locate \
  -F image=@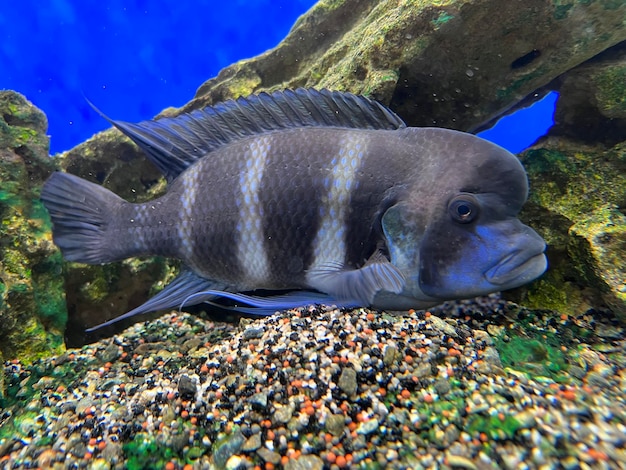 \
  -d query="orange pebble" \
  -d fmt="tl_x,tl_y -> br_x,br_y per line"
587,448 -> 609,461
326,452 -> 337,464
165,462 -> 176,470
335,455 -> 348,468
267,430 -> 275,440
400,389 -> 411,399
183,465 -> 193,470
265,462 -> 275,470
200,364 -> 209,373
181,410 -> 189,419
281,456 -> 289,466
423,394 -> 434,404
562,389 -> 576,401
366,312 -> 375,321
404,355 -> 414,364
